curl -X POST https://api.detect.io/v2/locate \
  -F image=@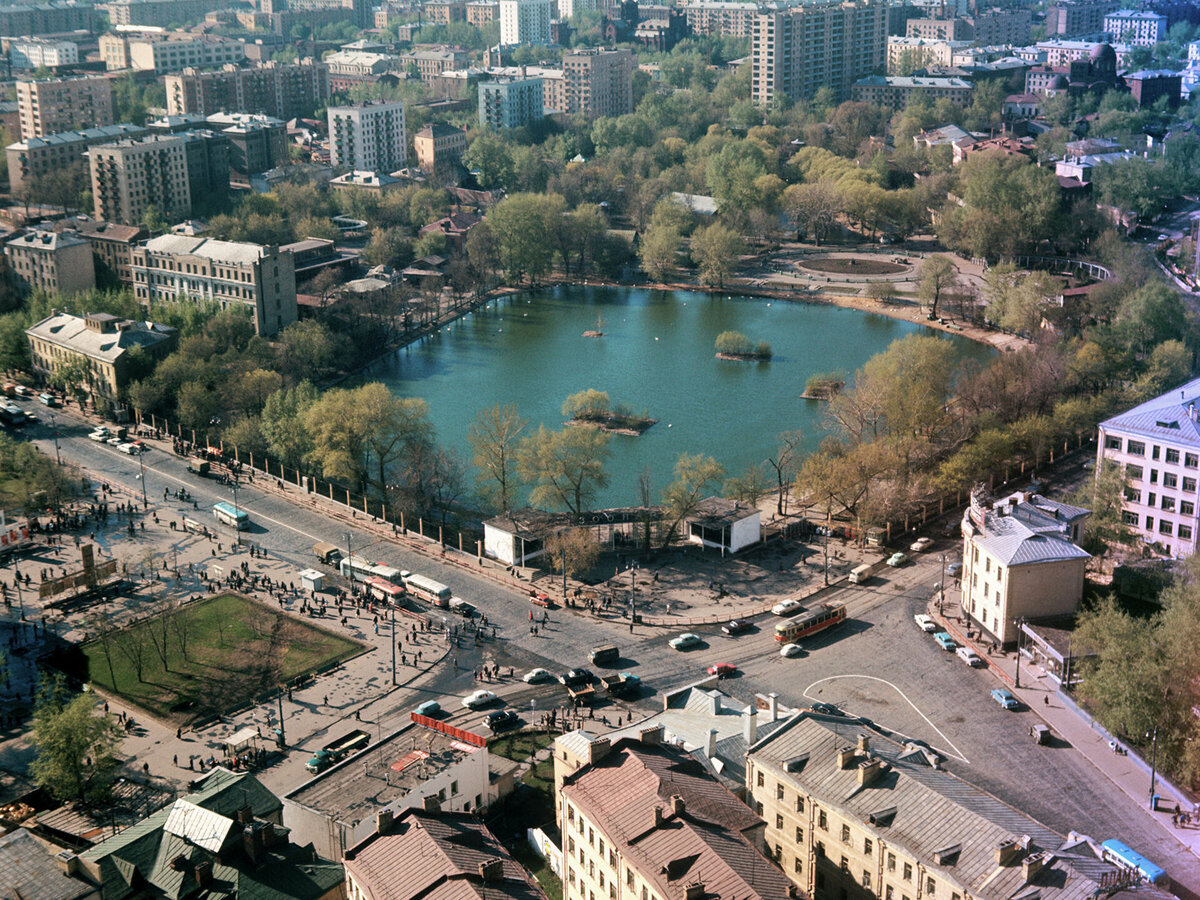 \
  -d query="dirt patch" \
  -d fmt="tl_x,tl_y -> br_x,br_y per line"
799,258 -> 907,276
